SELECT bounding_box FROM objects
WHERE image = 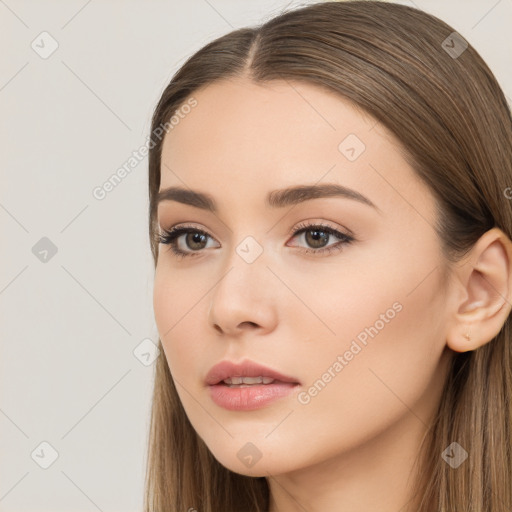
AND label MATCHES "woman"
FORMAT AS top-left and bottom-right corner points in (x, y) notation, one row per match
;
(145, 1), (512, 510)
